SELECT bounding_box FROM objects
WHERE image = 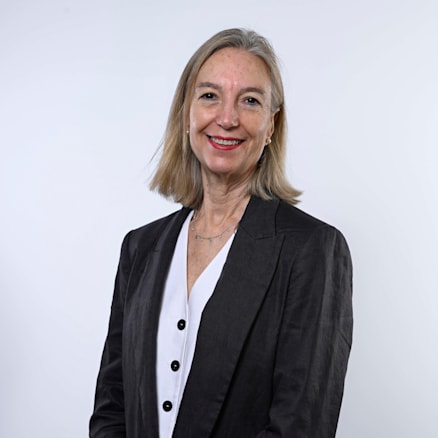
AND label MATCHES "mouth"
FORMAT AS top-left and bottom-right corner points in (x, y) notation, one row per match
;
(207, 135), (244, 150)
